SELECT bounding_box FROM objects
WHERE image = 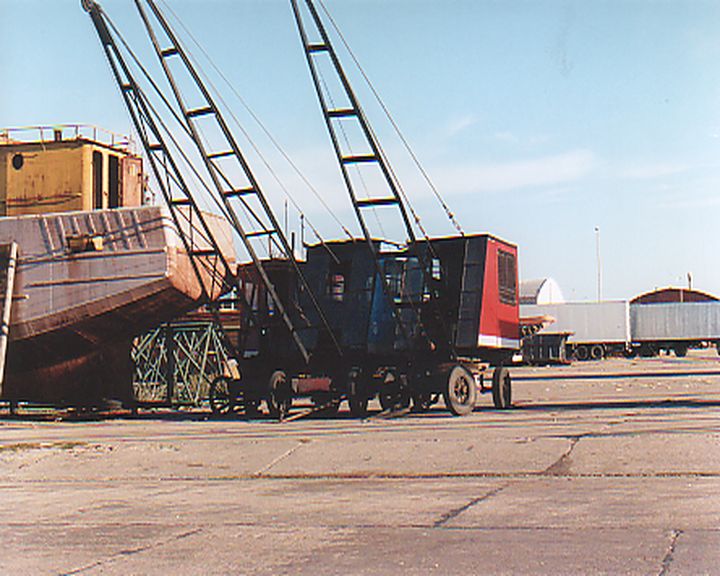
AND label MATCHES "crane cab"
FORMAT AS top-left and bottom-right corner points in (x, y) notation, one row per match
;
(0, 125), (143, 217)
